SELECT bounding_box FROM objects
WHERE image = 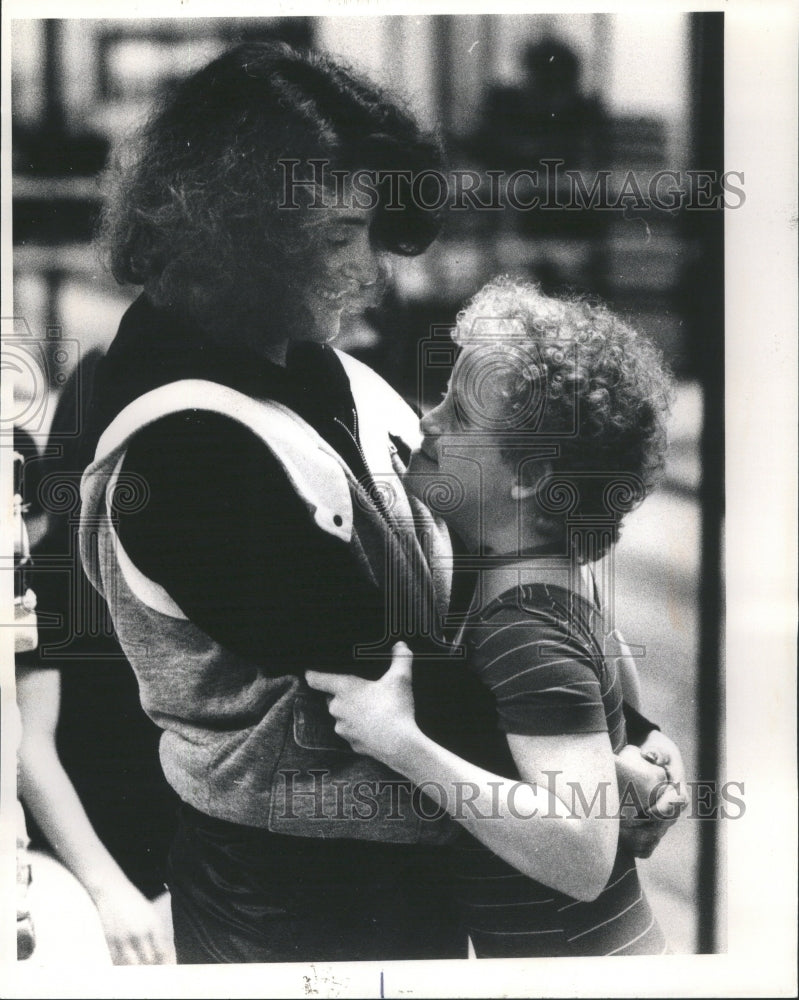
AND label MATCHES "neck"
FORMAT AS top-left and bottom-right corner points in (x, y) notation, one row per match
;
(476, 557), (591, 608)
(200, 313), (291, 368)
(476, 514), (555, 563)
(461, 519), (581, 608)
